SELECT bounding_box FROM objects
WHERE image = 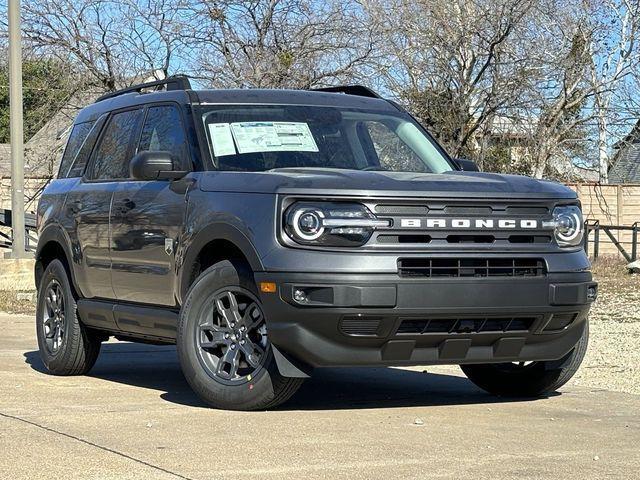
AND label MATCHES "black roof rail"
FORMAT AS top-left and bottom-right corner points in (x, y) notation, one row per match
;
(95, 75), (192, 103)
(311, 85), (382, 99)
